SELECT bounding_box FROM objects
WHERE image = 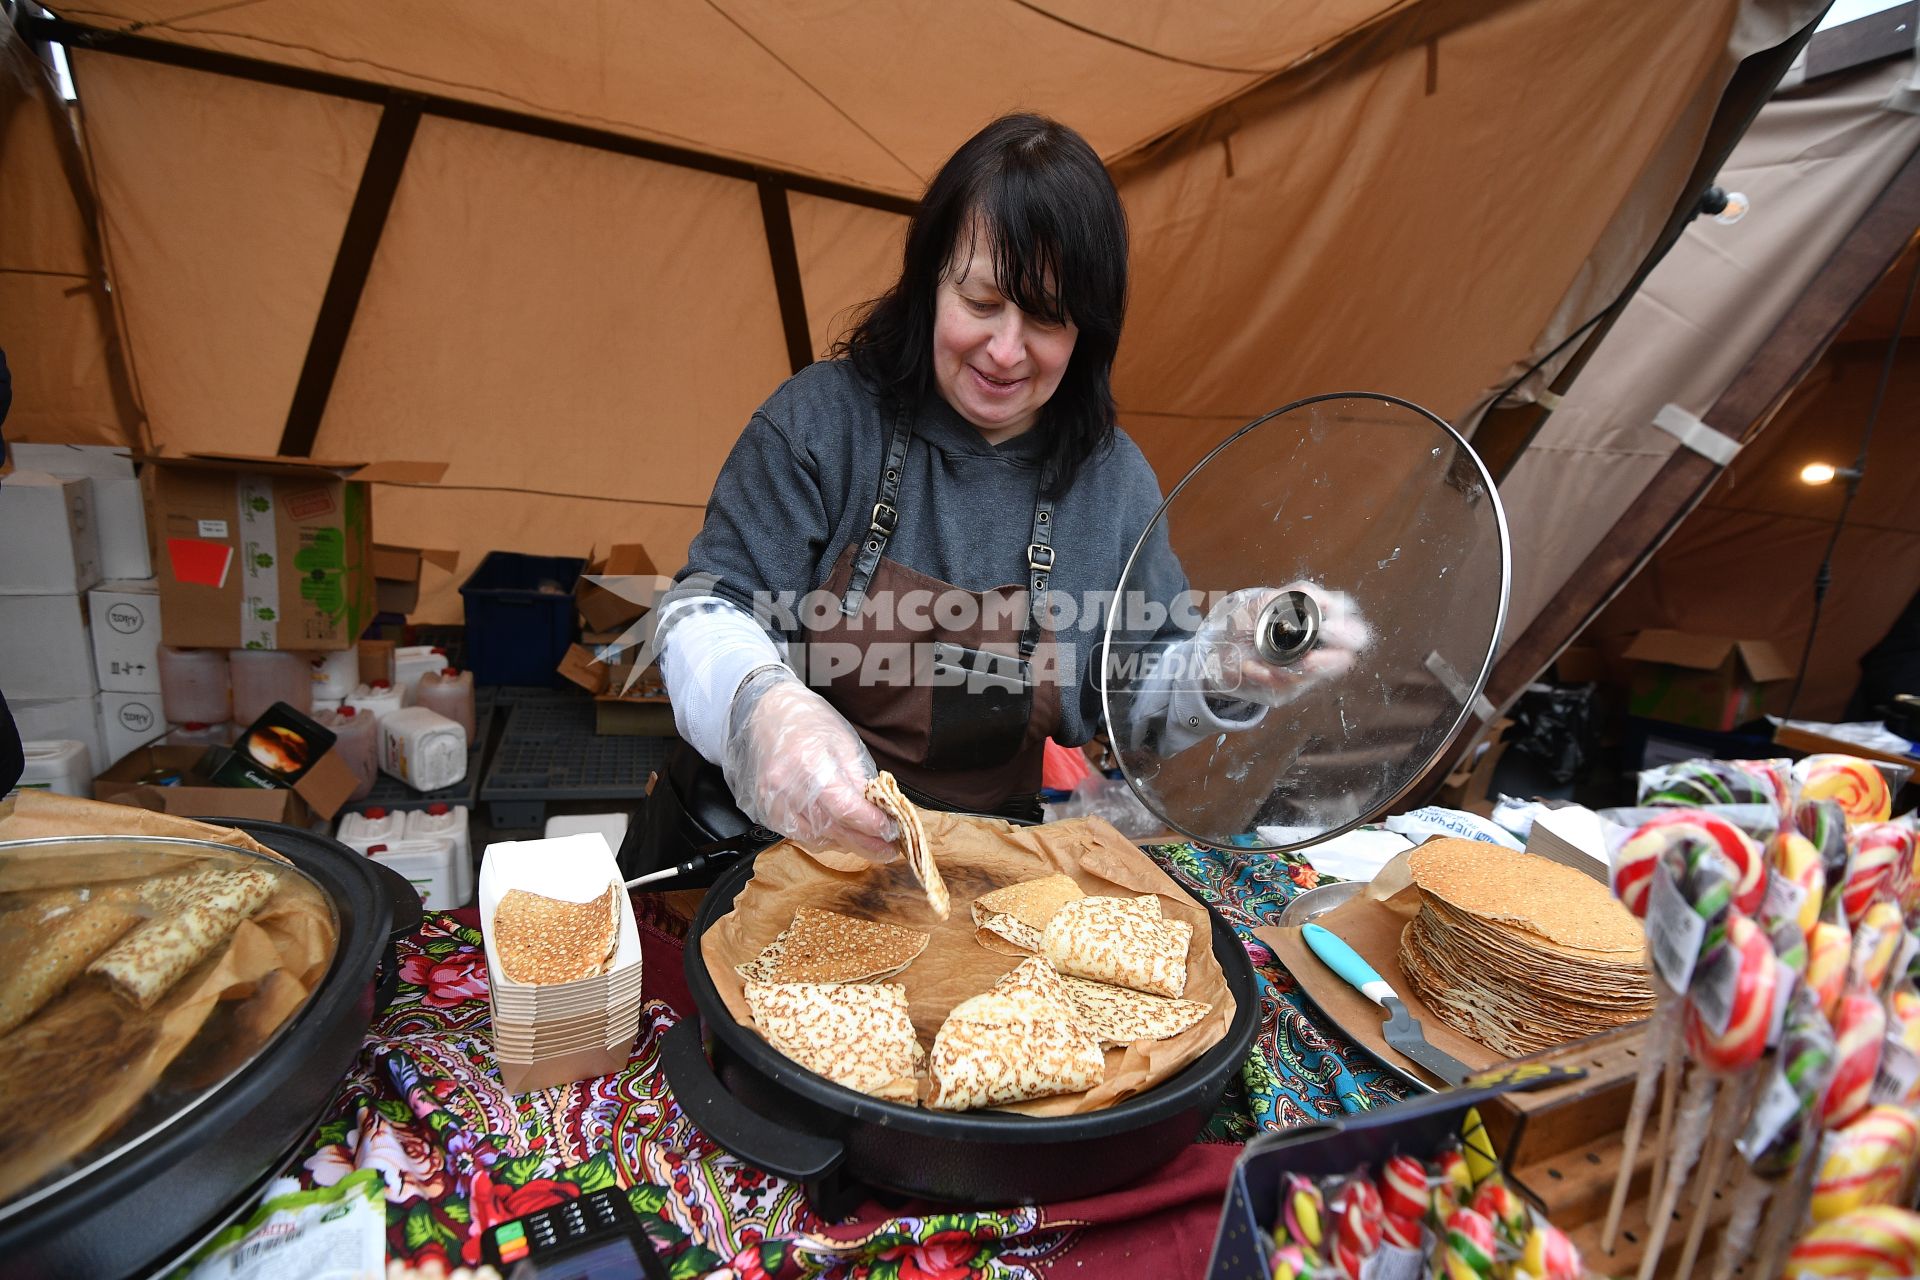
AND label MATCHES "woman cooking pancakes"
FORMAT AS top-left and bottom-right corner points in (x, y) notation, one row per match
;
(650, 113), (1364, 867)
